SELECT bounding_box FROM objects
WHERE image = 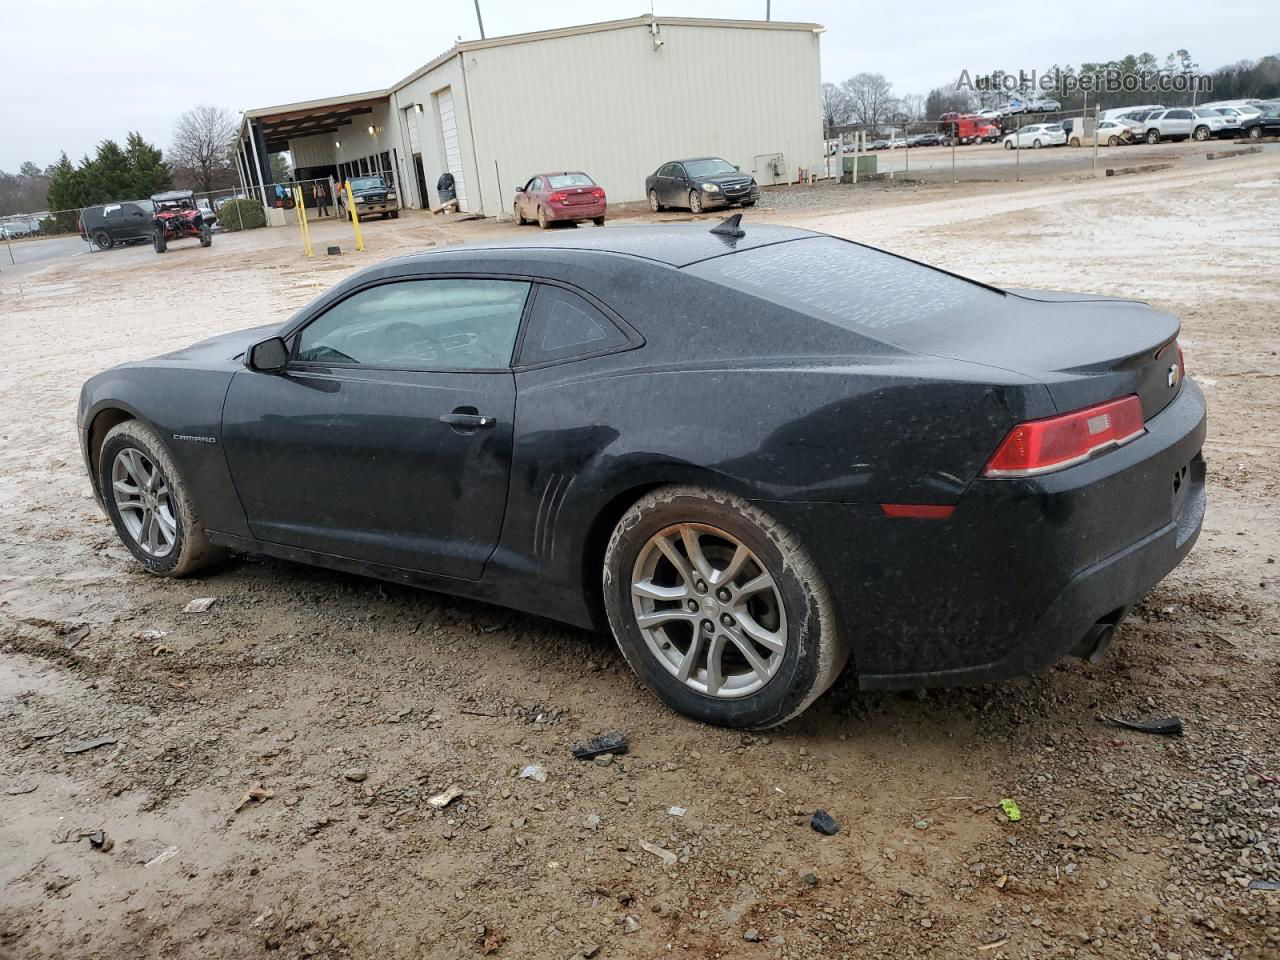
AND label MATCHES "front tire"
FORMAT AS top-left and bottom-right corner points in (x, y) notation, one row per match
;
(1193, 125), (1210, 141)
(1003, 139), (1014, 150)
(1247, 126), (1262, 140)
(689, 190), (703, 214)
(514, 203), (526, 225)
(1108, 136), (1120, 146)
(1146, 129), (1161, 144)
(1033, 139), (1042, 149)
(603, 486), (848, 729)
(98, 420), (225, 577)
